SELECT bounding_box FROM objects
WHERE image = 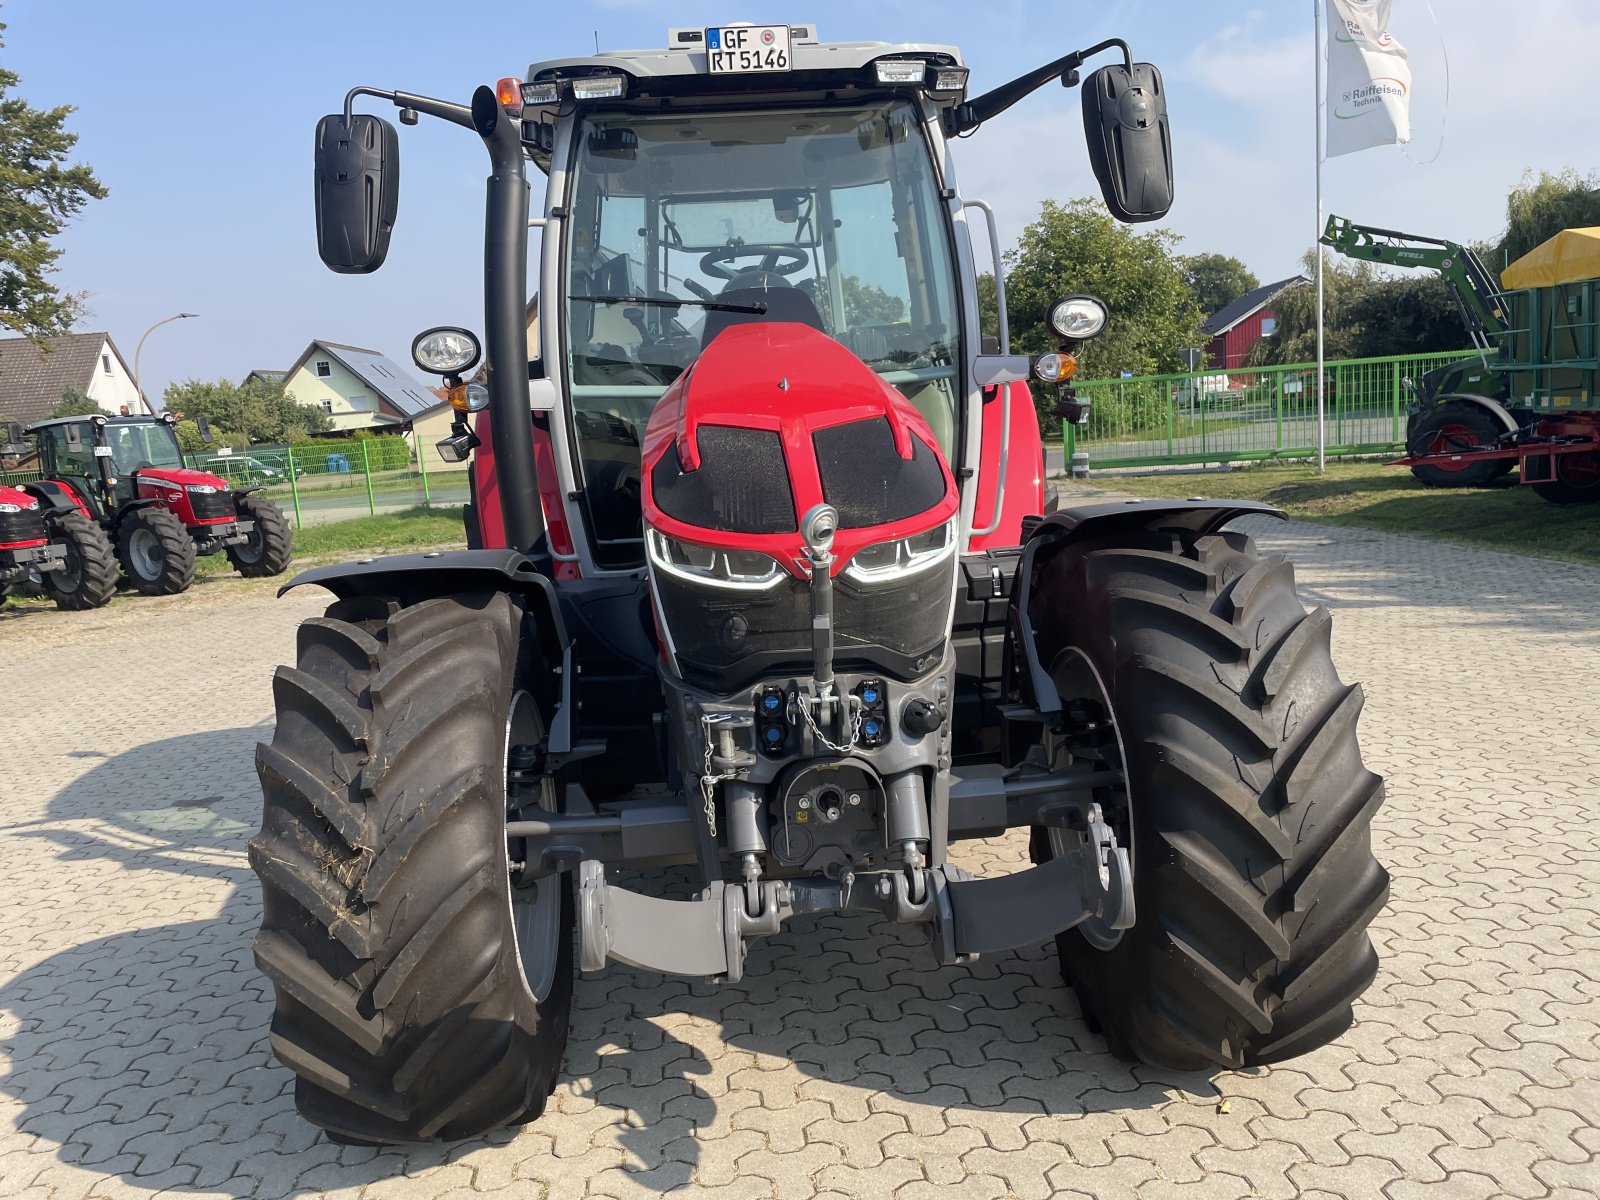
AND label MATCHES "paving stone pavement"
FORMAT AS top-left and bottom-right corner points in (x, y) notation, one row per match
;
(2, 516), (1598, 1199)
